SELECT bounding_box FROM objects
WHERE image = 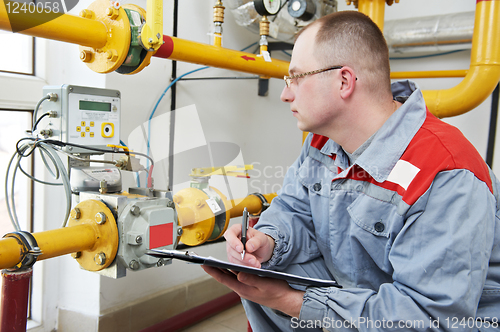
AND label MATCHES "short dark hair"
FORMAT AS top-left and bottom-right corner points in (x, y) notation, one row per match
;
(297, 11), (391, 95)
